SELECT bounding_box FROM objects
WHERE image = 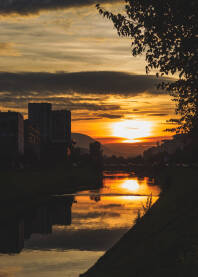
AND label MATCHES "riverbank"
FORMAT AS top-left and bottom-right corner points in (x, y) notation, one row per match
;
(0, 164), (102, 212)
(81, 167), (198, 277)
